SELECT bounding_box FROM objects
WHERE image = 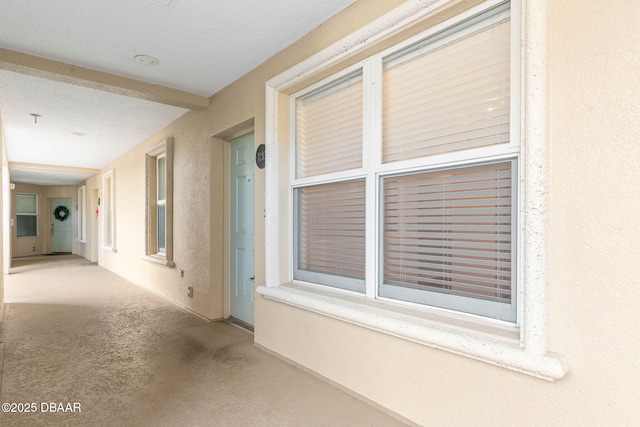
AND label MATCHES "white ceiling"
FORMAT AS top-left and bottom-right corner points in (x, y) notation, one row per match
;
(0, 0), (357, 185)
